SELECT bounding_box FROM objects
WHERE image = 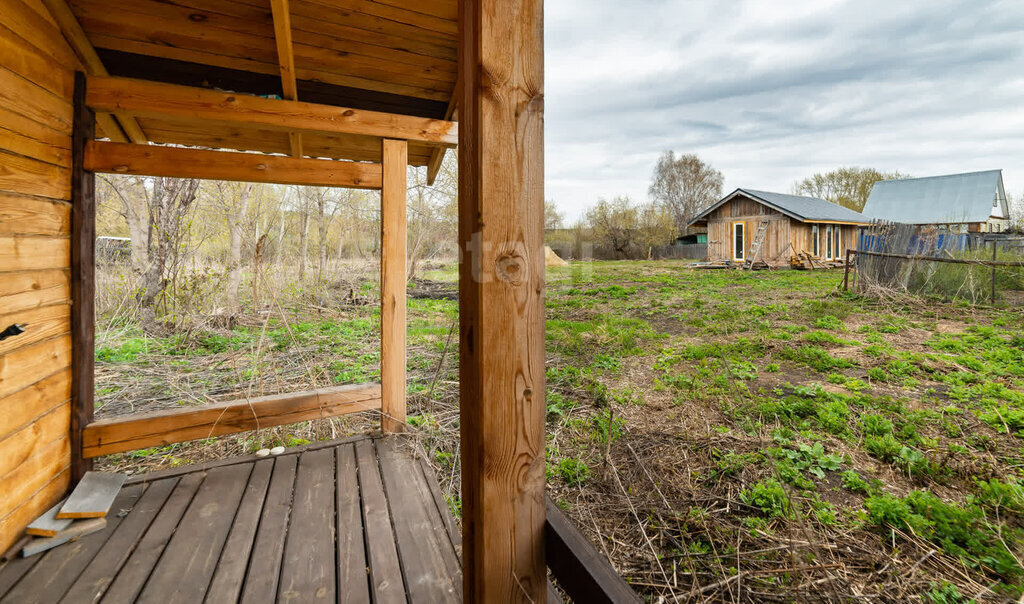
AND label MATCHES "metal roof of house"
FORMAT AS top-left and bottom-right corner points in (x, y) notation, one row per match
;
(689, 188), (871, 225)
(861, 170), (1006, 224)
